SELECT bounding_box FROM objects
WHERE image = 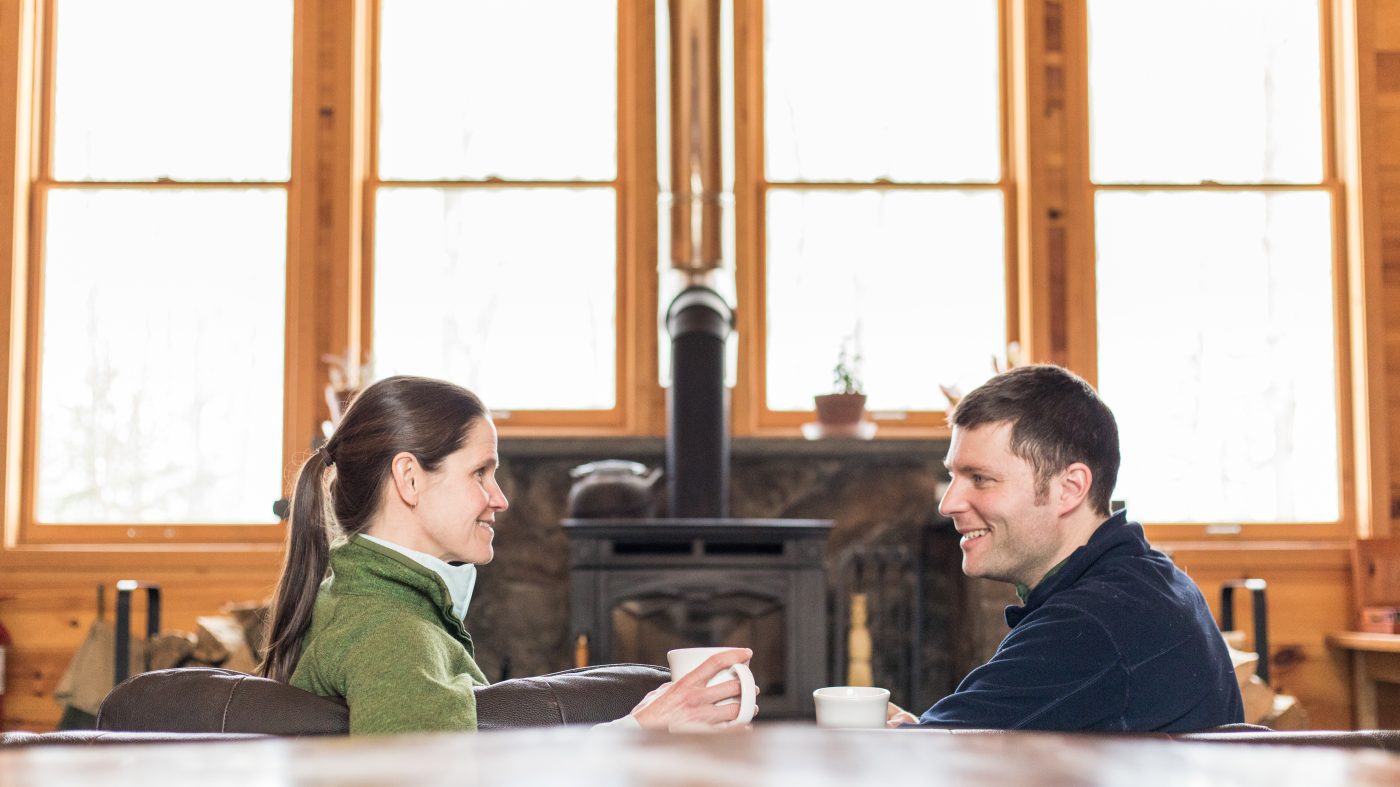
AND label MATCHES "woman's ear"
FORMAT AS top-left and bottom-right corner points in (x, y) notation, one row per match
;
(389, 451), (421, 509)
